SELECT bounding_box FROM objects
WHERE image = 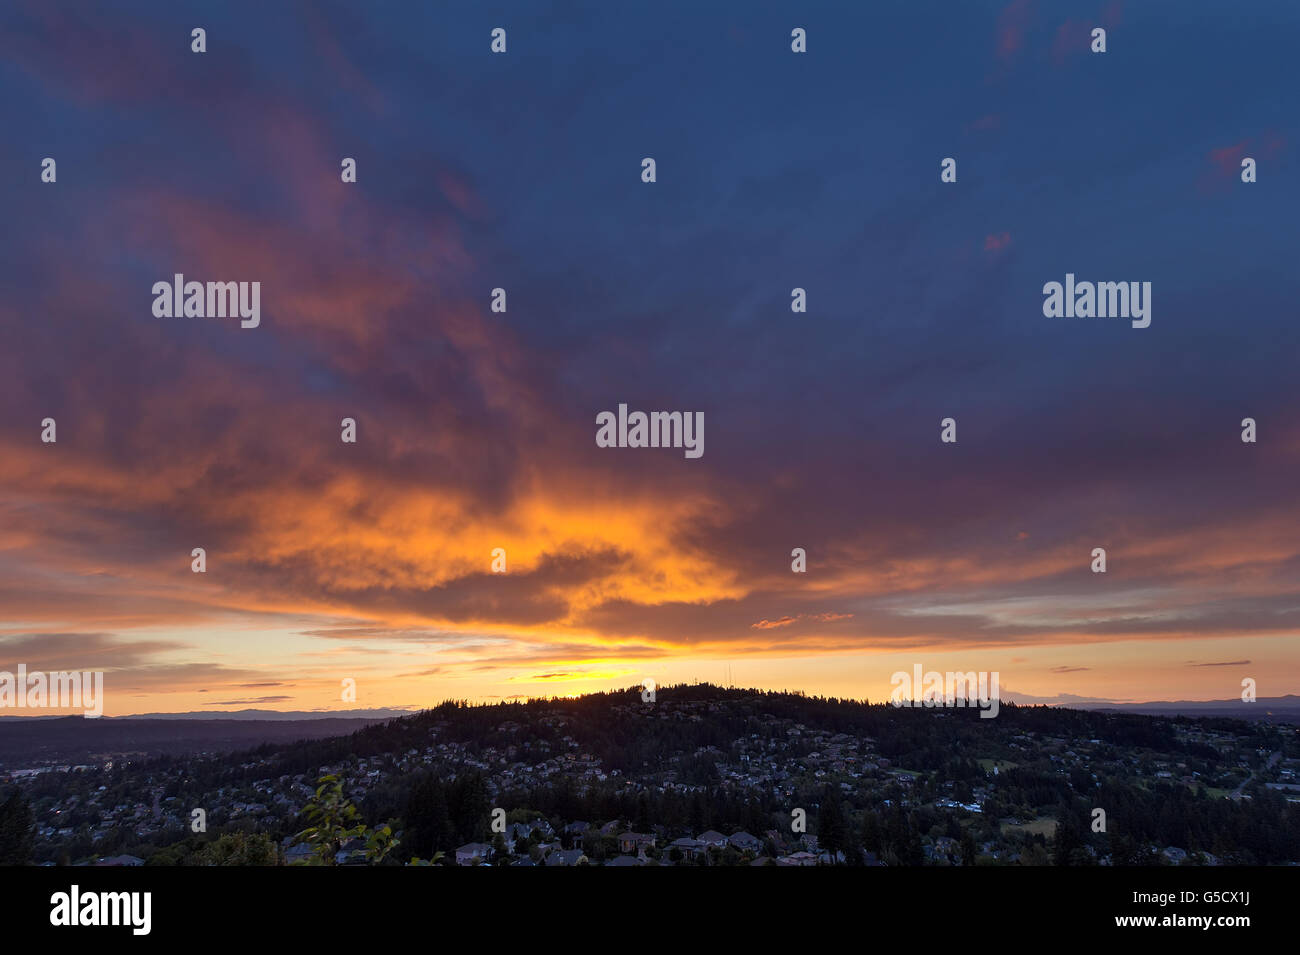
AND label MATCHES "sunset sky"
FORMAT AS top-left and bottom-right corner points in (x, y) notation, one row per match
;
(1, 1), (1298, 716)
